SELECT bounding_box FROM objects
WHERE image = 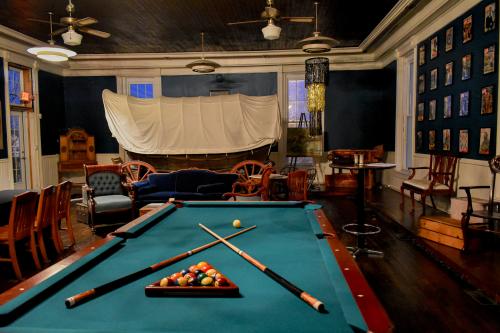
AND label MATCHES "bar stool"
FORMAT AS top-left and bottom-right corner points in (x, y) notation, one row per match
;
(342, 223), (382, 258)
